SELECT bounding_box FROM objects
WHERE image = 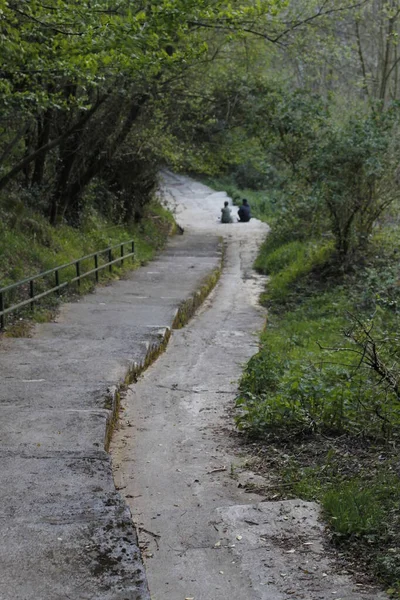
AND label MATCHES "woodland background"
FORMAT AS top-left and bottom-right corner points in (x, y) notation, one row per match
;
(3, 0), (400, 593)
